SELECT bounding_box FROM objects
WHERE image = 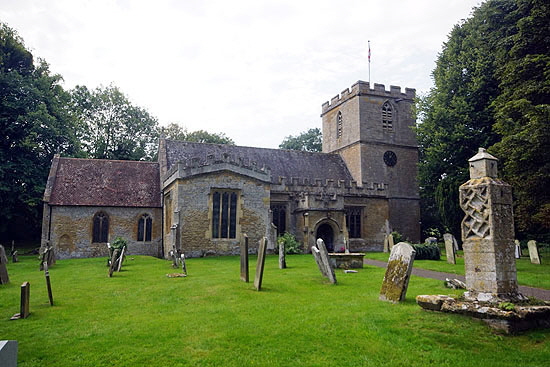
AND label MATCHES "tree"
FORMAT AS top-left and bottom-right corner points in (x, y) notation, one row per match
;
(160, 123), (235, 145)
(70, 84), (159, 161)
(417, 0), (550, 240)
(0, 23), (81, 241)
(279, 128), (322, 152)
